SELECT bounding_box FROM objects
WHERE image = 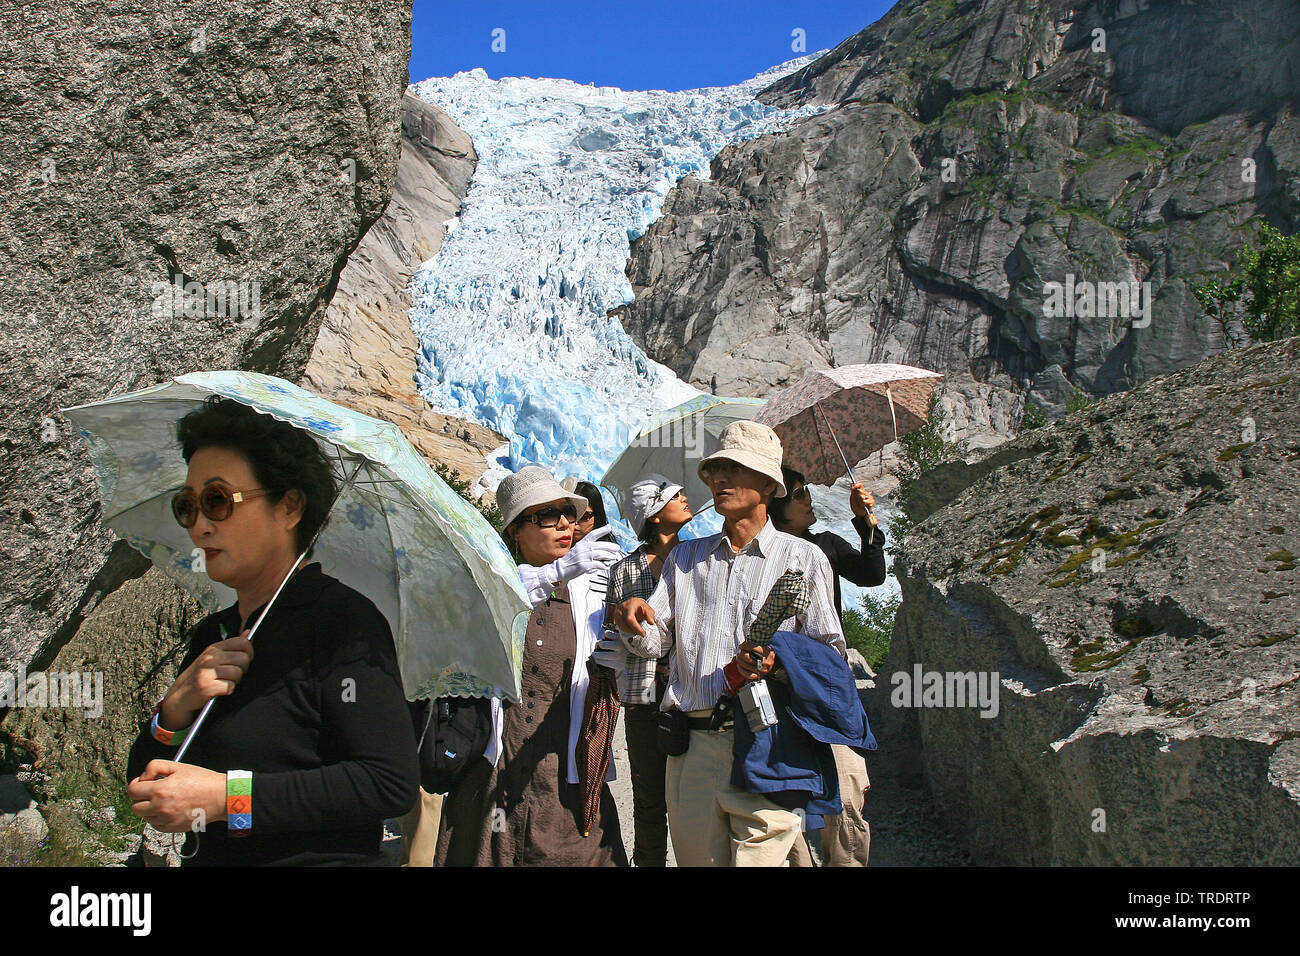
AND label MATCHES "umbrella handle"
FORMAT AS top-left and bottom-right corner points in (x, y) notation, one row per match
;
(172, 547), (311, 762)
